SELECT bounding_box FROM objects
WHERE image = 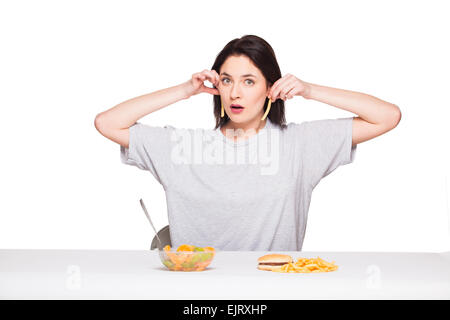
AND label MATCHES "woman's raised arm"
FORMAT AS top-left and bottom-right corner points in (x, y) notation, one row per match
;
(94, 69), (219, 148)
(94, 82), (190, 148)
